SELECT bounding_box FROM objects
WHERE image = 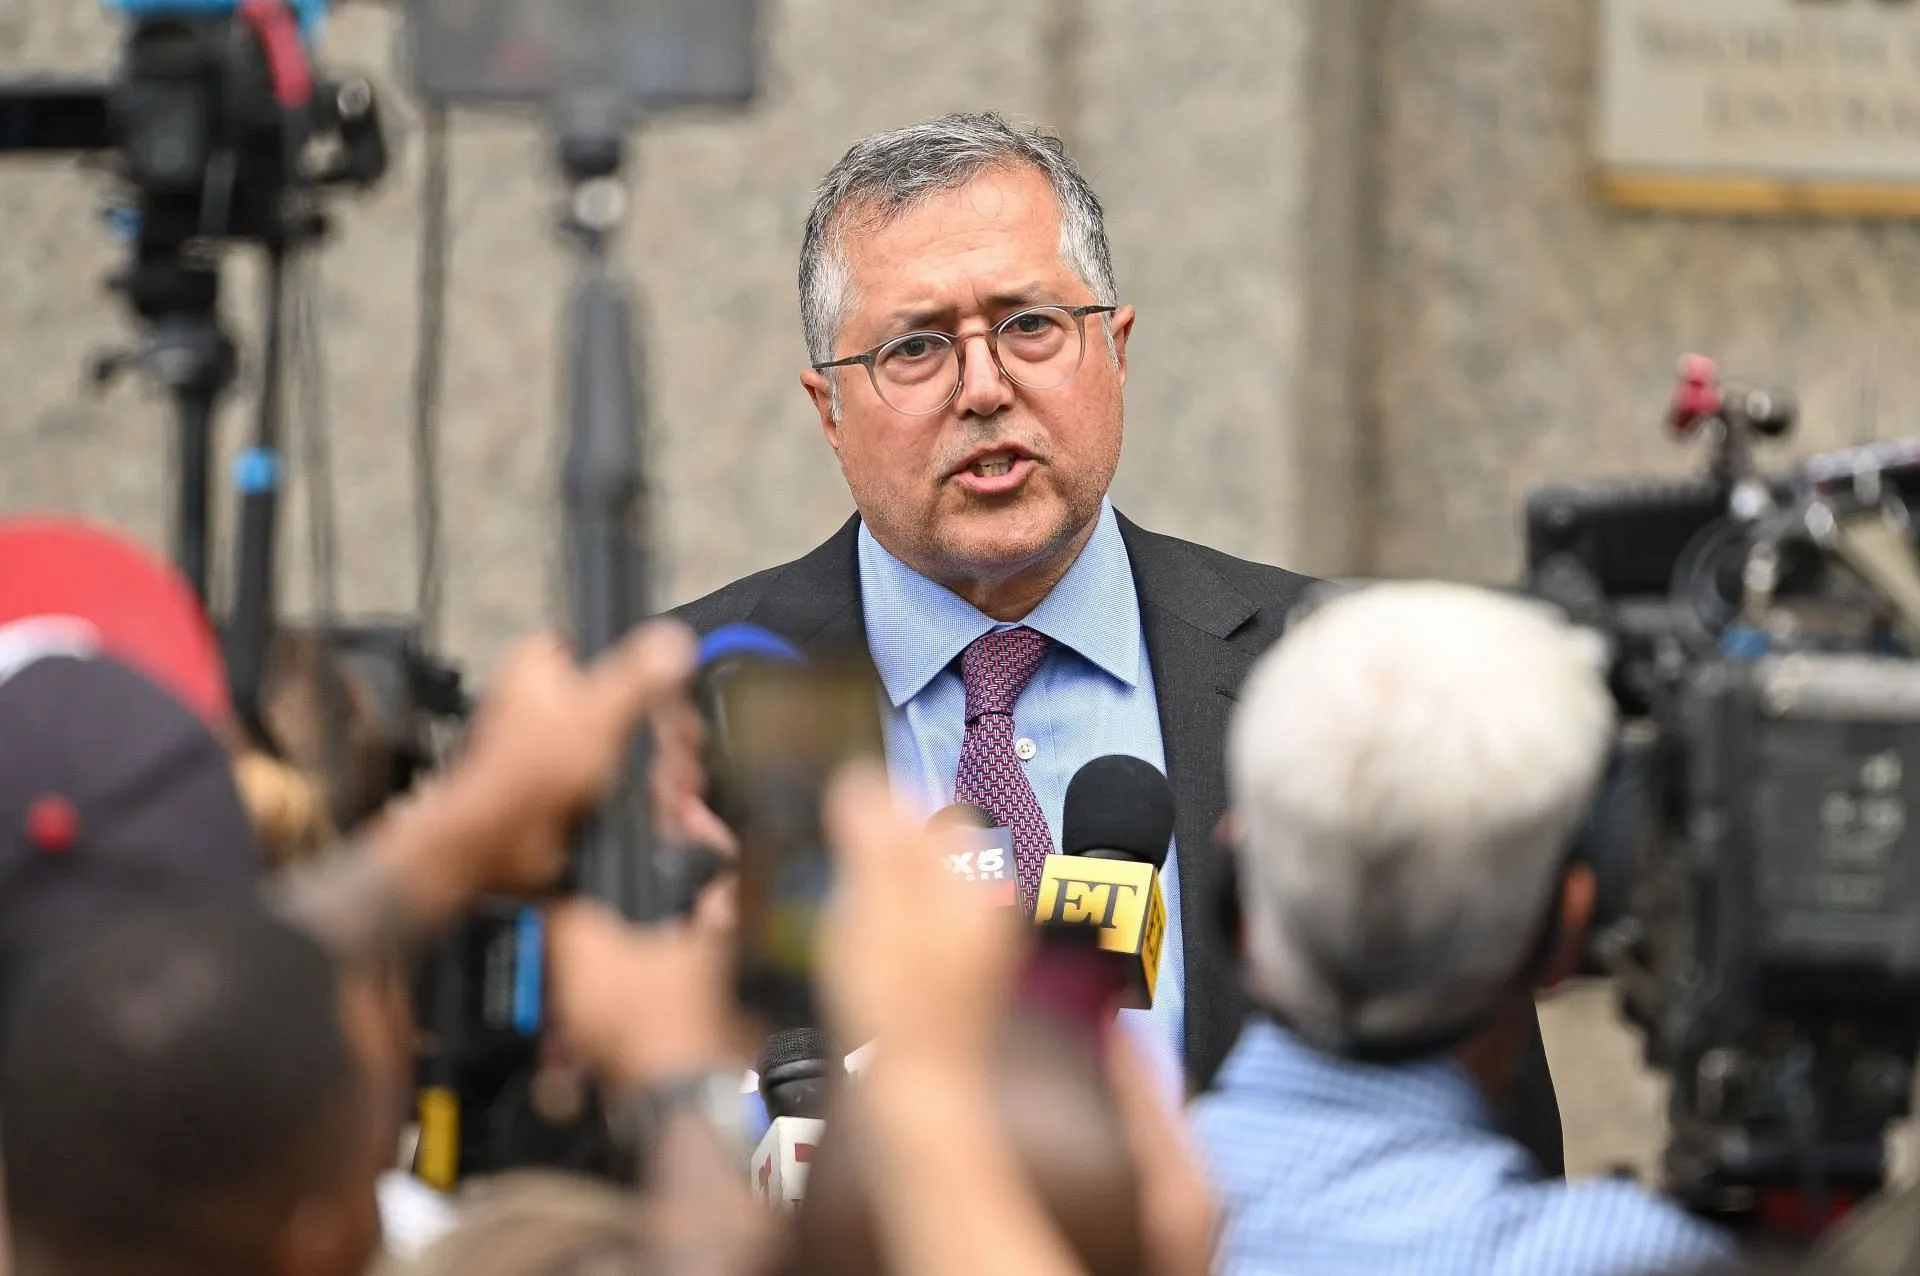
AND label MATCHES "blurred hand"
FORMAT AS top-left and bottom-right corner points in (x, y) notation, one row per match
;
(648, 683), (739, 858)
(818, 764), (1025, 1064)
(451, 621), (698, 897)
(1106, 1031), (1219, 1276)
(689, 871), (738, 942)
(545, 899), (735, 1088)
